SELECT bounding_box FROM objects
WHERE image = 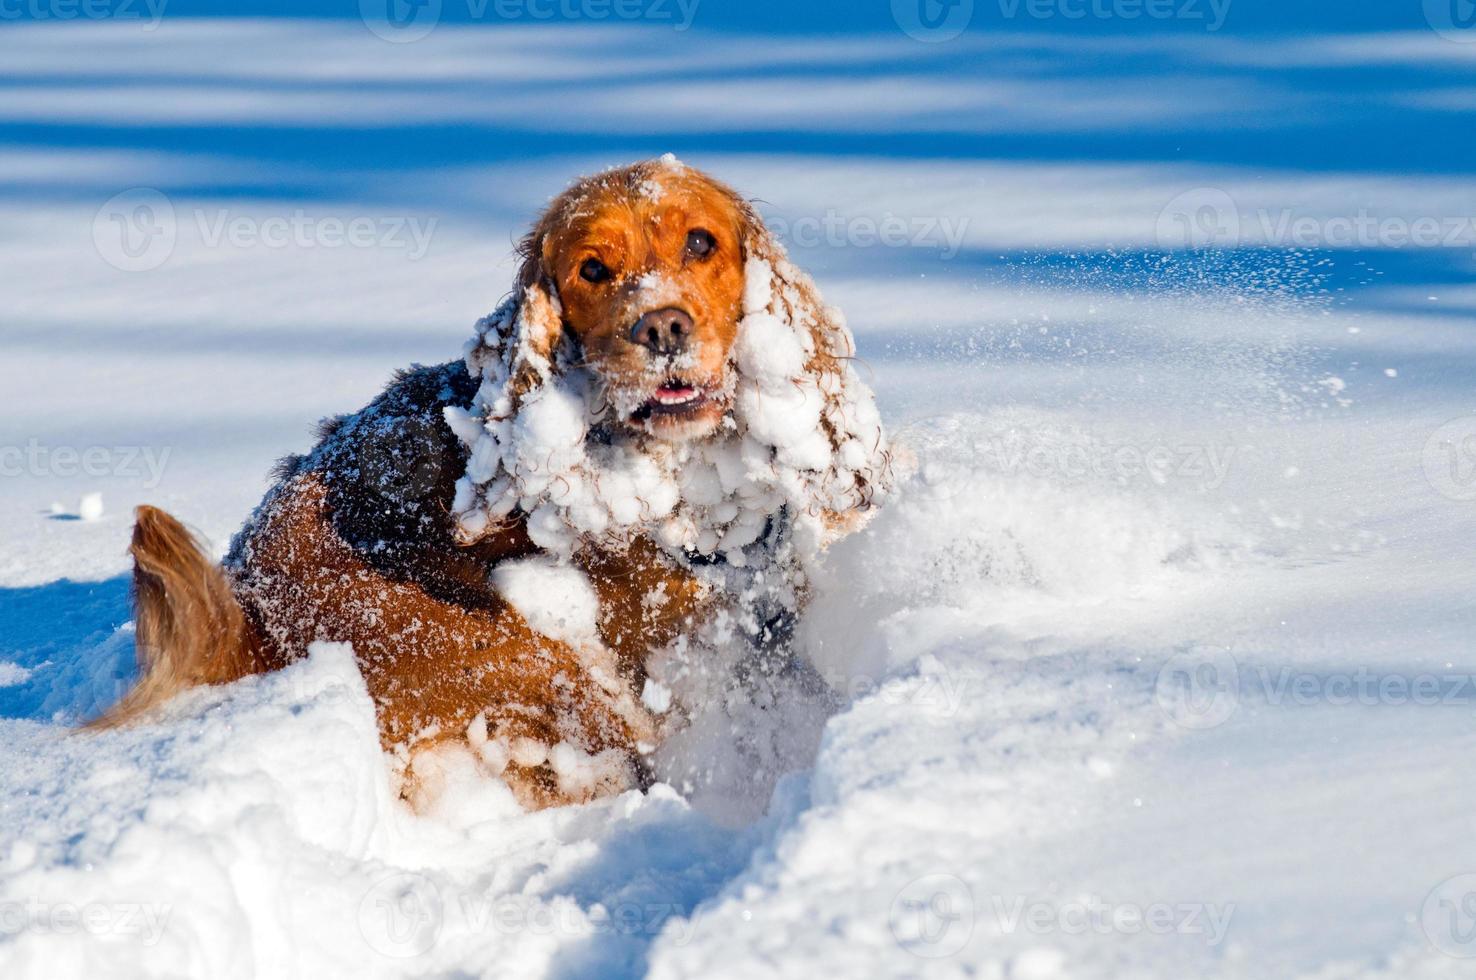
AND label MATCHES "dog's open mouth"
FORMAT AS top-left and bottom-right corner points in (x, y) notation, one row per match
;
(636, 378), (708, 418)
